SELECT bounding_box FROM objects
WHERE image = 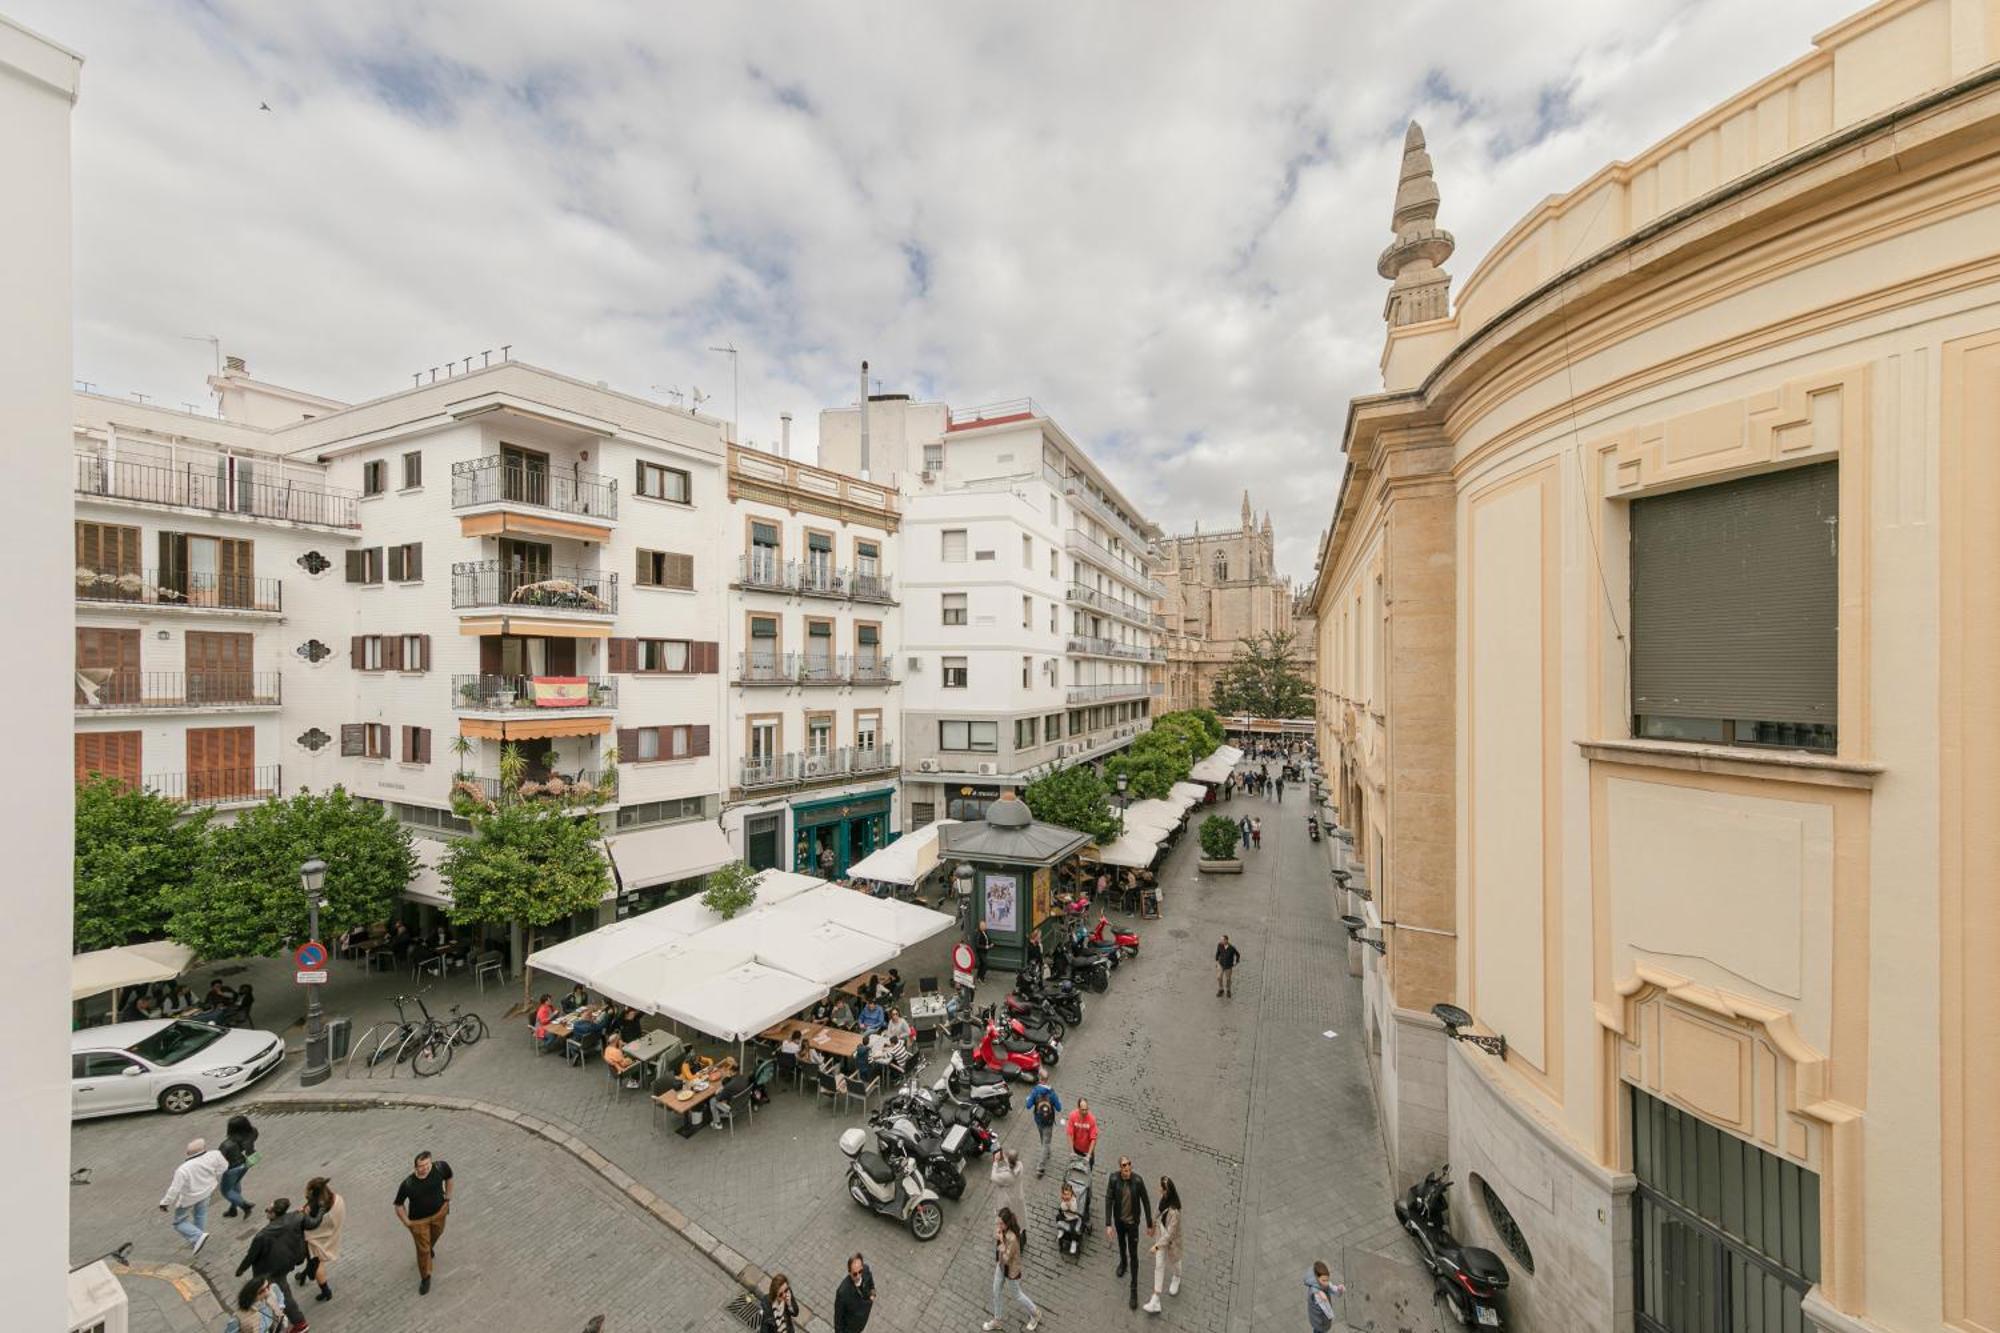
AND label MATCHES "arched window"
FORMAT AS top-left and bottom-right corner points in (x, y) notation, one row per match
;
(1212, 551), (1228, 582)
